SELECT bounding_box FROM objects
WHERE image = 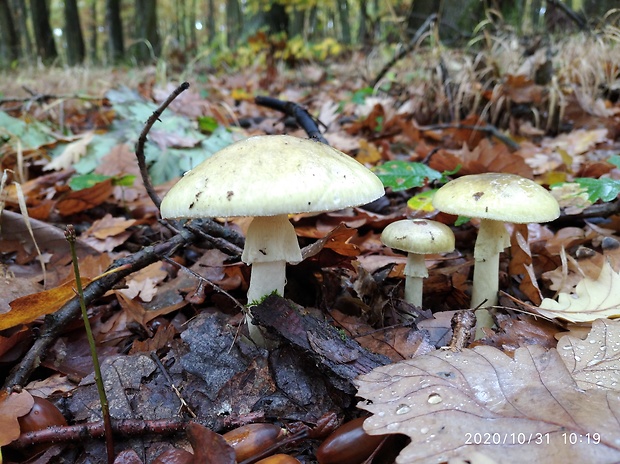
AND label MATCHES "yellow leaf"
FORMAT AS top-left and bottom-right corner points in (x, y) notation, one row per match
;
(0, 278), (91, 331)
(537, 260), (620, 322)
